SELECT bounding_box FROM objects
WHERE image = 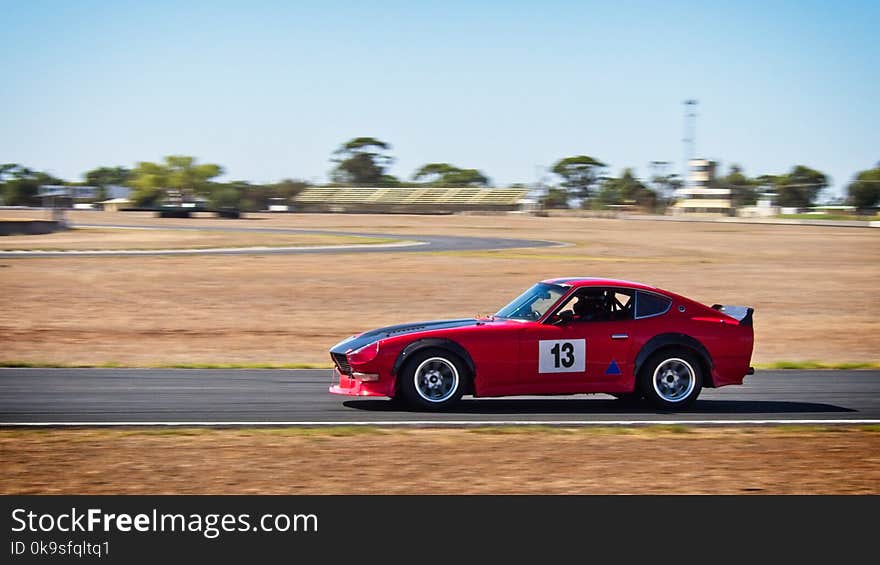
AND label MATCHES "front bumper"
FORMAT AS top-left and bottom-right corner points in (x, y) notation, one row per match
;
(328, 368), (394, 397)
